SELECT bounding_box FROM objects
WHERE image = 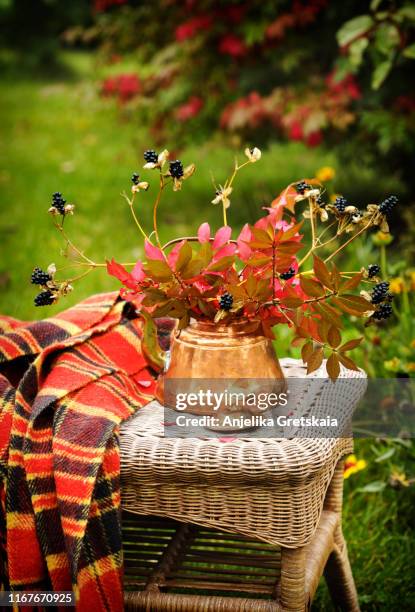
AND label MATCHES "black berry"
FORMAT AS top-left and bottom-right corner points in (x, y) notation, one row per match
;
(34, 290), (55, 307)
(379, 195), (398, 215)
(144, 149), (158, 164)
(169, 160), (184, 179)
(131, 172), (140, 185)
(219, 292), (233, 311)
(334, 196), (347, 213)
(52, 192), (66, 215)
(280, 267), (296, 280)
(295, 181), (310, 194)
(371, 281), (390, 304)
(372, 303), (393, 320)
(367, 264), (380, 279)
(31, 267), (51, 286)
